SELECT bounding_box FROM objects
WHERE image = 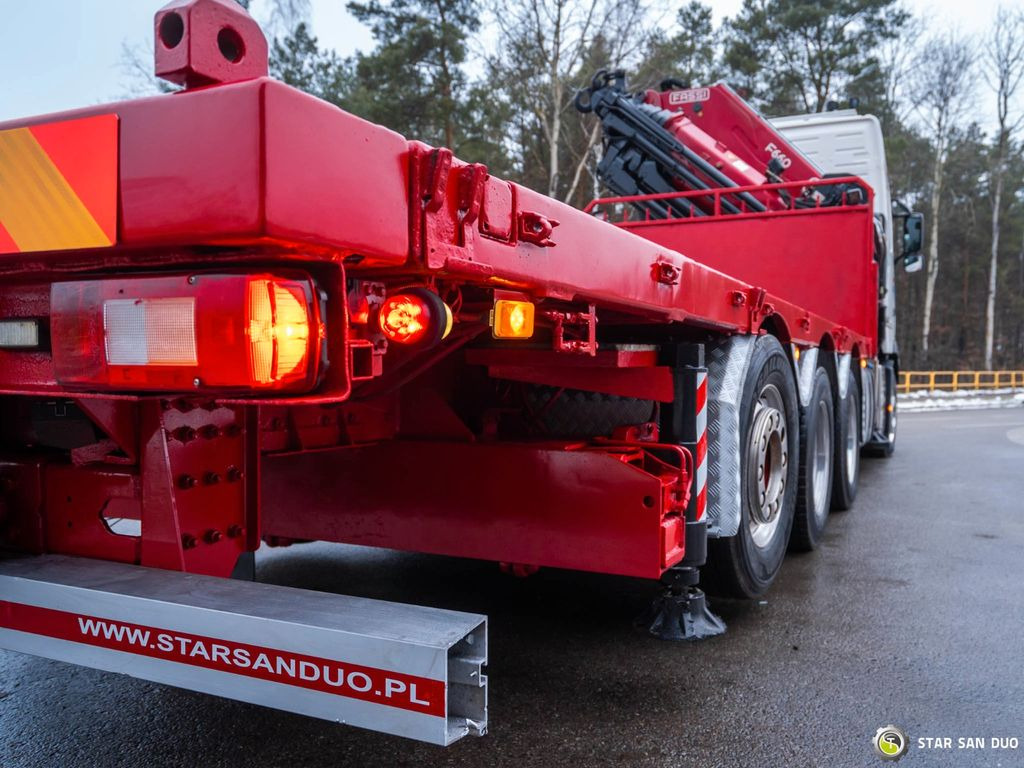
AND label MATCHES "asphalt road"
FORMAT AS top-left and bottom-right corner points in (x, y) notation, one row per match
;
(2, 407), (1024, 767)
